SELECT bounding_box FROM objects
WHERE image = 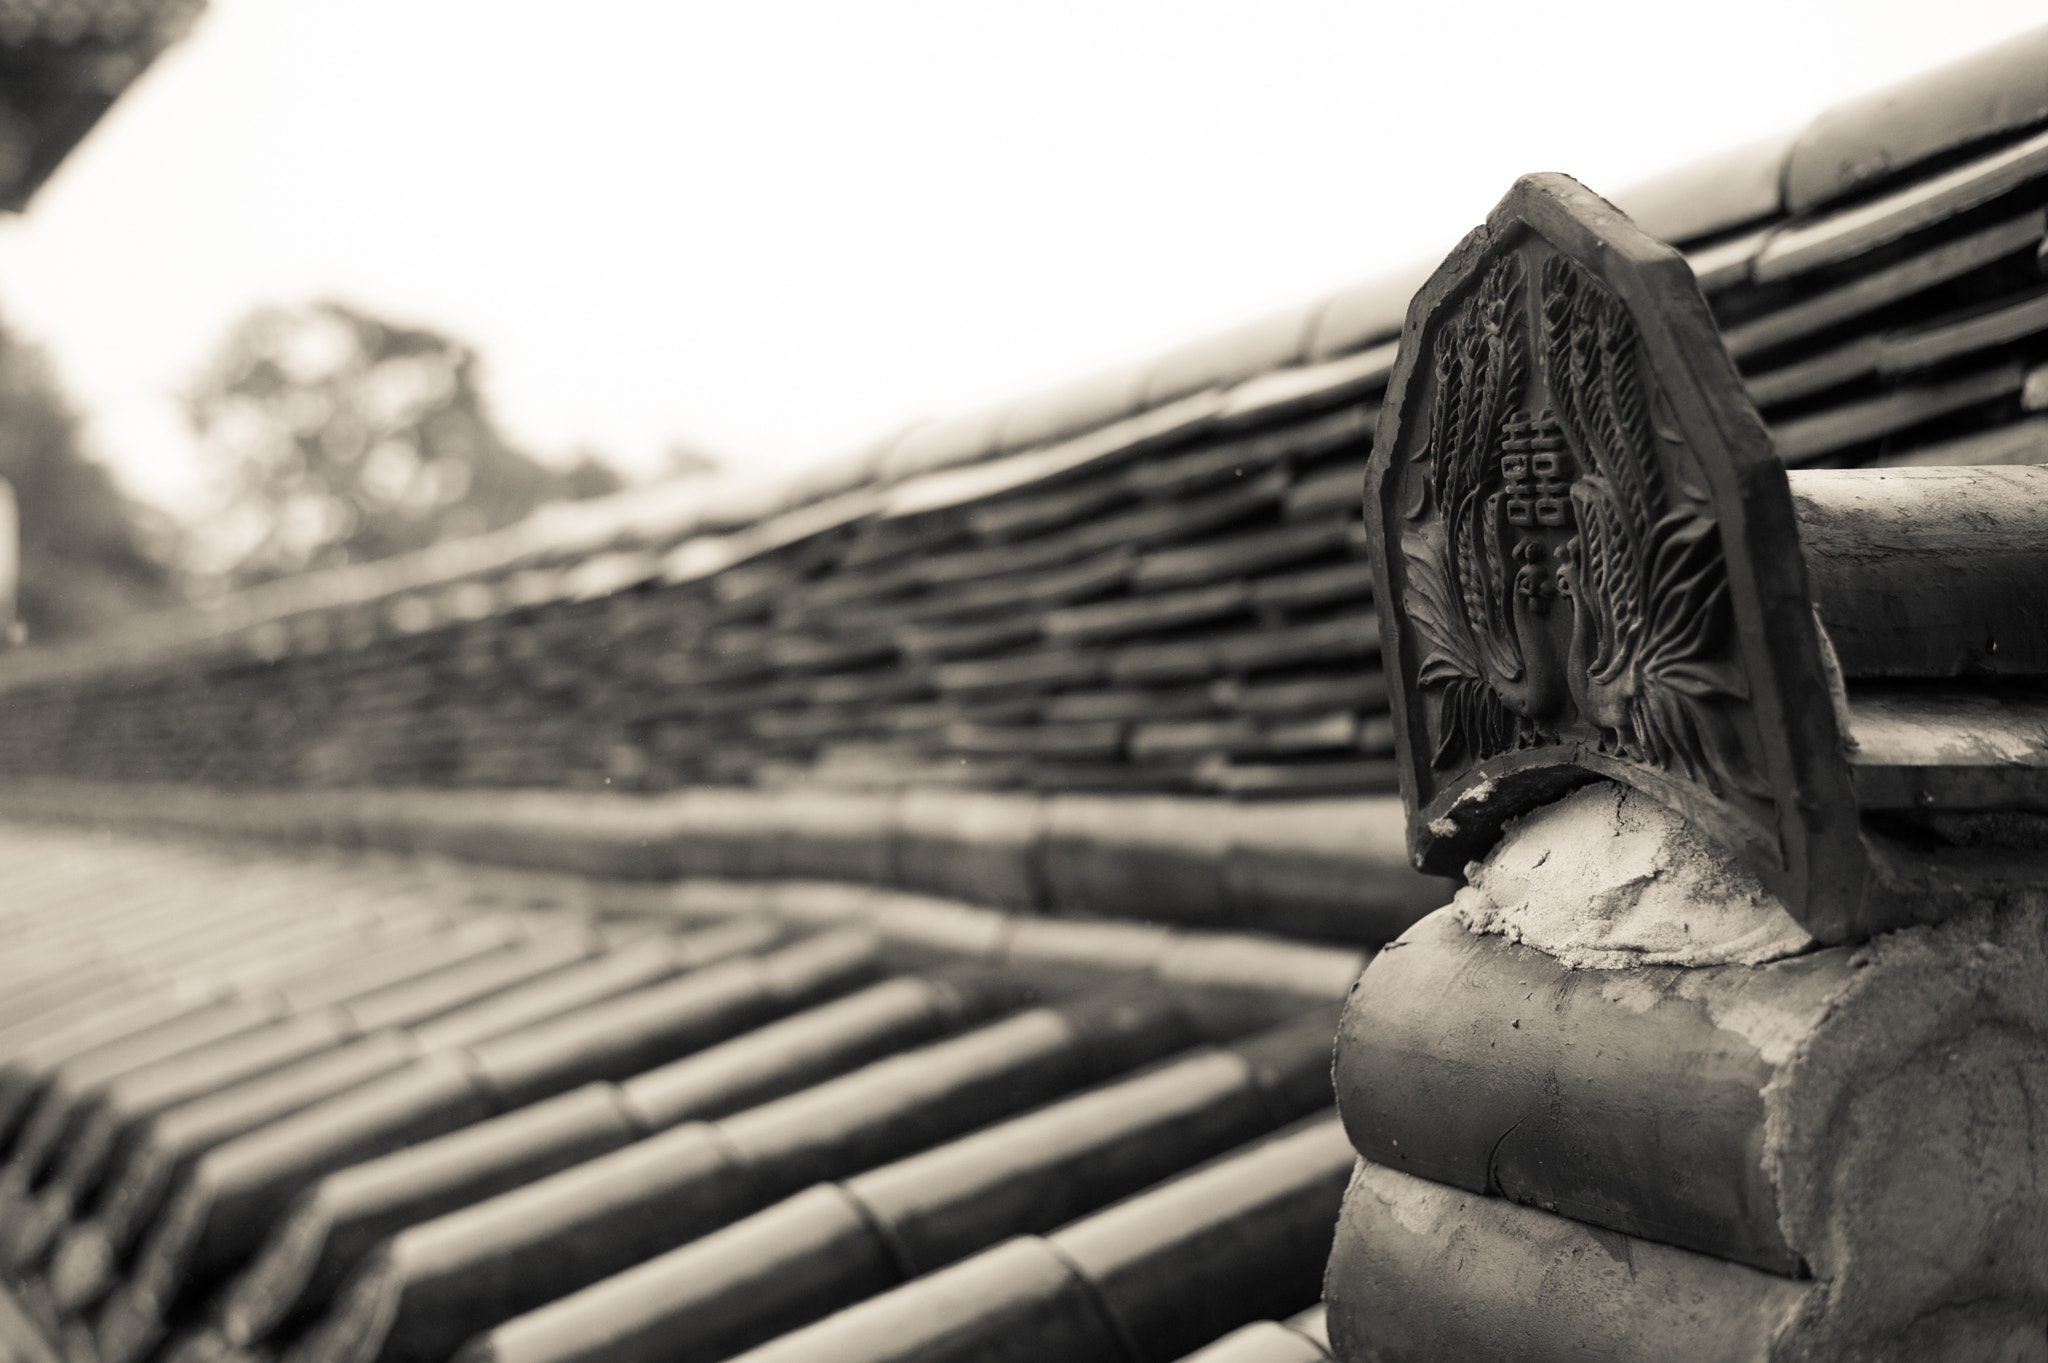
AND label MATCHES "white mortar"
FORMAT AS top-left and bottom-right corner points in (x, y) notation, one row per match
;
(1451, 780), (1814, 968)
